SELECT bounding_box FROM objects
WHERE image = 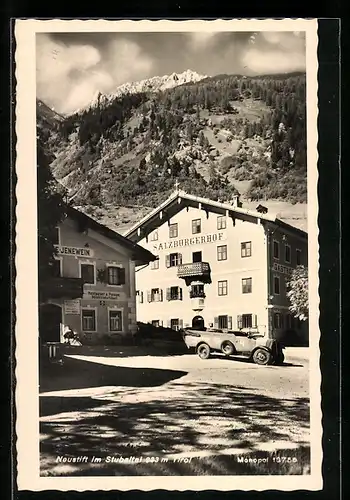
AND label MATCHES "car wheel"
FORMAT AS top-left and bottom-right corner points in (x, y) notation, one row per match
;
(252, 348), (272, 365)
(221, 341), (234, 356)
(197, 343), (211, 359)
